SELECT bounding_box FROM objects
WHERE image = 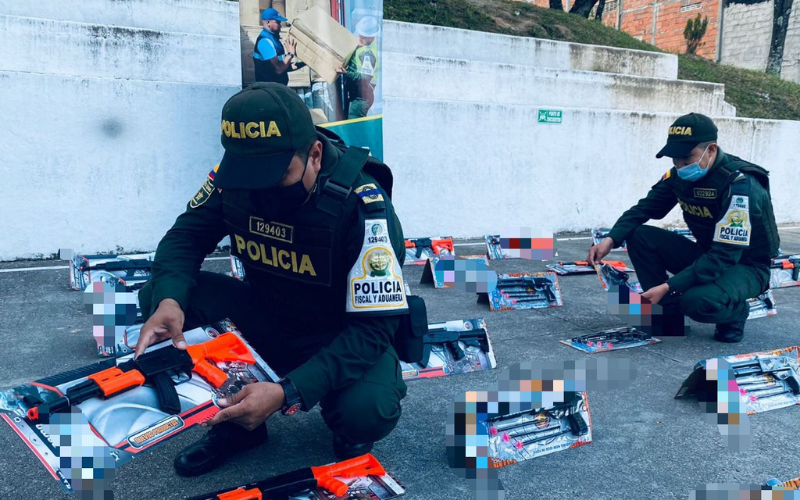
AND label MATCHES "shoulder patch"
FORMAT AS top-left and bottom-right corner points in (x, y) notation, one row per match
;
(346, 218), (407, 315)
(354, 183), (384, 205)
(661, 170), (672, 181)
(189, 165), (219, 209)
(713, 195), (751, 246)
